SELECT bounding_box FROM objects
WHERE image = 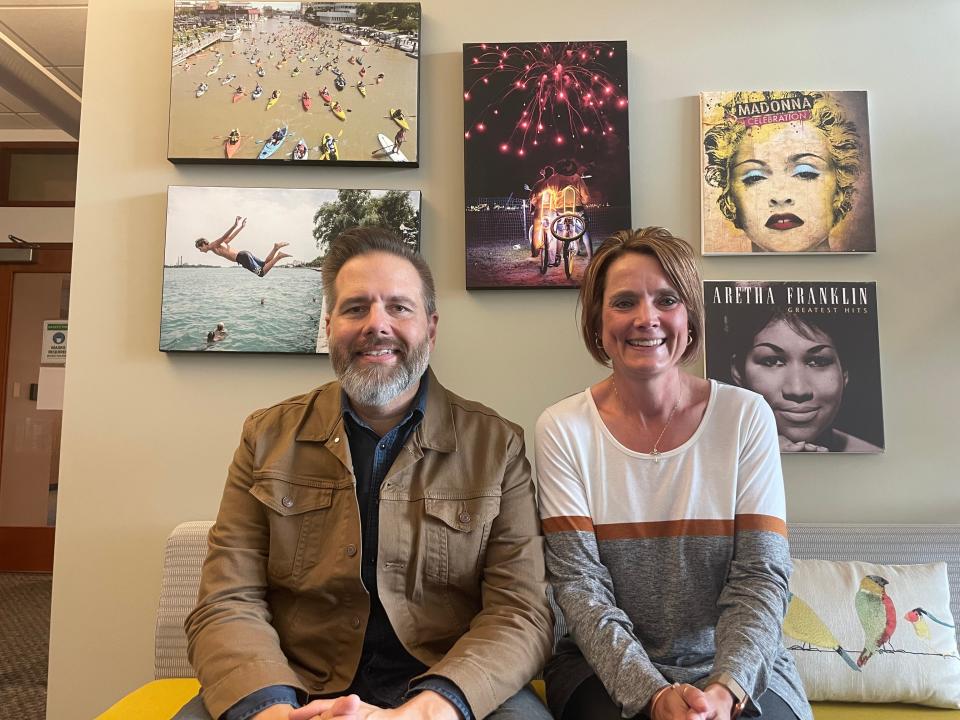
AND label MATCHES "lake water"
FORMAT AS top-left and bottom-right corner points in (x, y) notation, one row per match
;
(160, 267), (325, 353)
